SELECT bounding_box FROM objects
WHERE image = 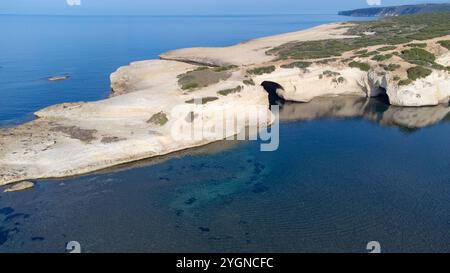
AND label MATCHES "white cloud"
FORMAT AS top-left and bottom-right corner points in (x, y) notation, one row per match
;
(66, 0), (81, 6)
(367, 0), (382, 6)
